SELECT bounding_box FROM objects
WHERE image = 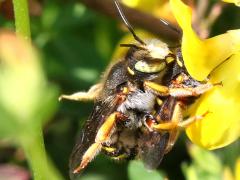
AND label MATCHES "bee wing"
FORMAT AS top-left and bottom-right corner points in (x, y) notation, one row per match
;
(138, 131), (169, 170)
(69, 95), (118, 176)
